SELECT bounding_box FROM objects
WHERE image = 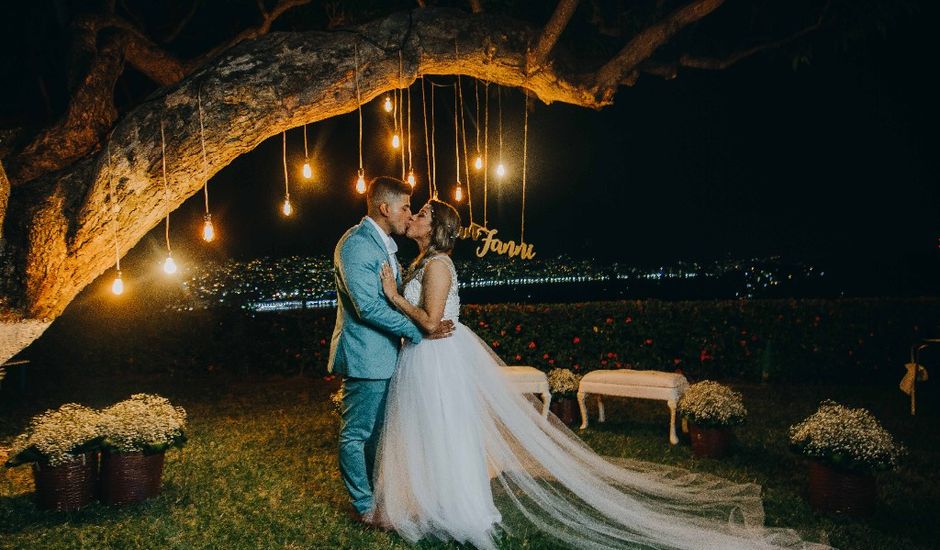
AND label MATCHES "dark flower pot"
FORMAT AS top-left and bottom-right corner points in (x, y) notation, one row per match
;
(100, 450), (165, 505)
(32, 451), (99, 511)
(689, 423), (732, 458)
(550, 397), (576, 425)
(807, 460), (876, 517)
